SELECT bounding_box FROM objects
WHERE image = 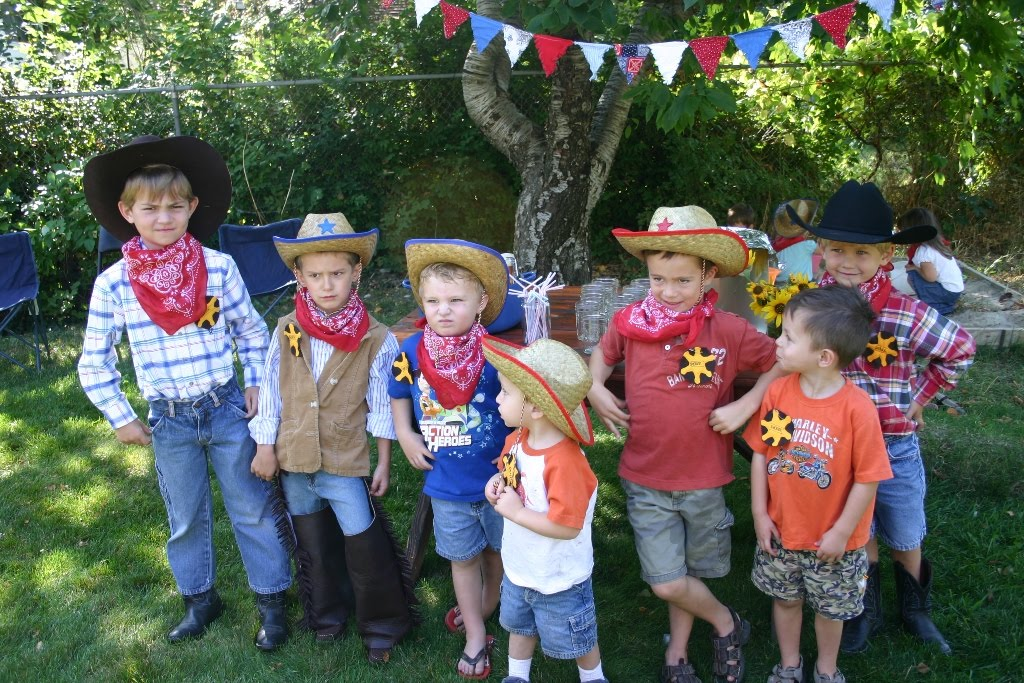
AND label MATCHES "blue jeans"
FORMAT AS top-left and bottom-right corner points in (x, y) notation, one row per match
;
(430, 497), (503, 562)
(871, 433), (927, 551)
(500, 575), (599, 659)
(280, 470), (373, 535)
(907, 269), (961, 316)
(148, 381), (291, 596)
